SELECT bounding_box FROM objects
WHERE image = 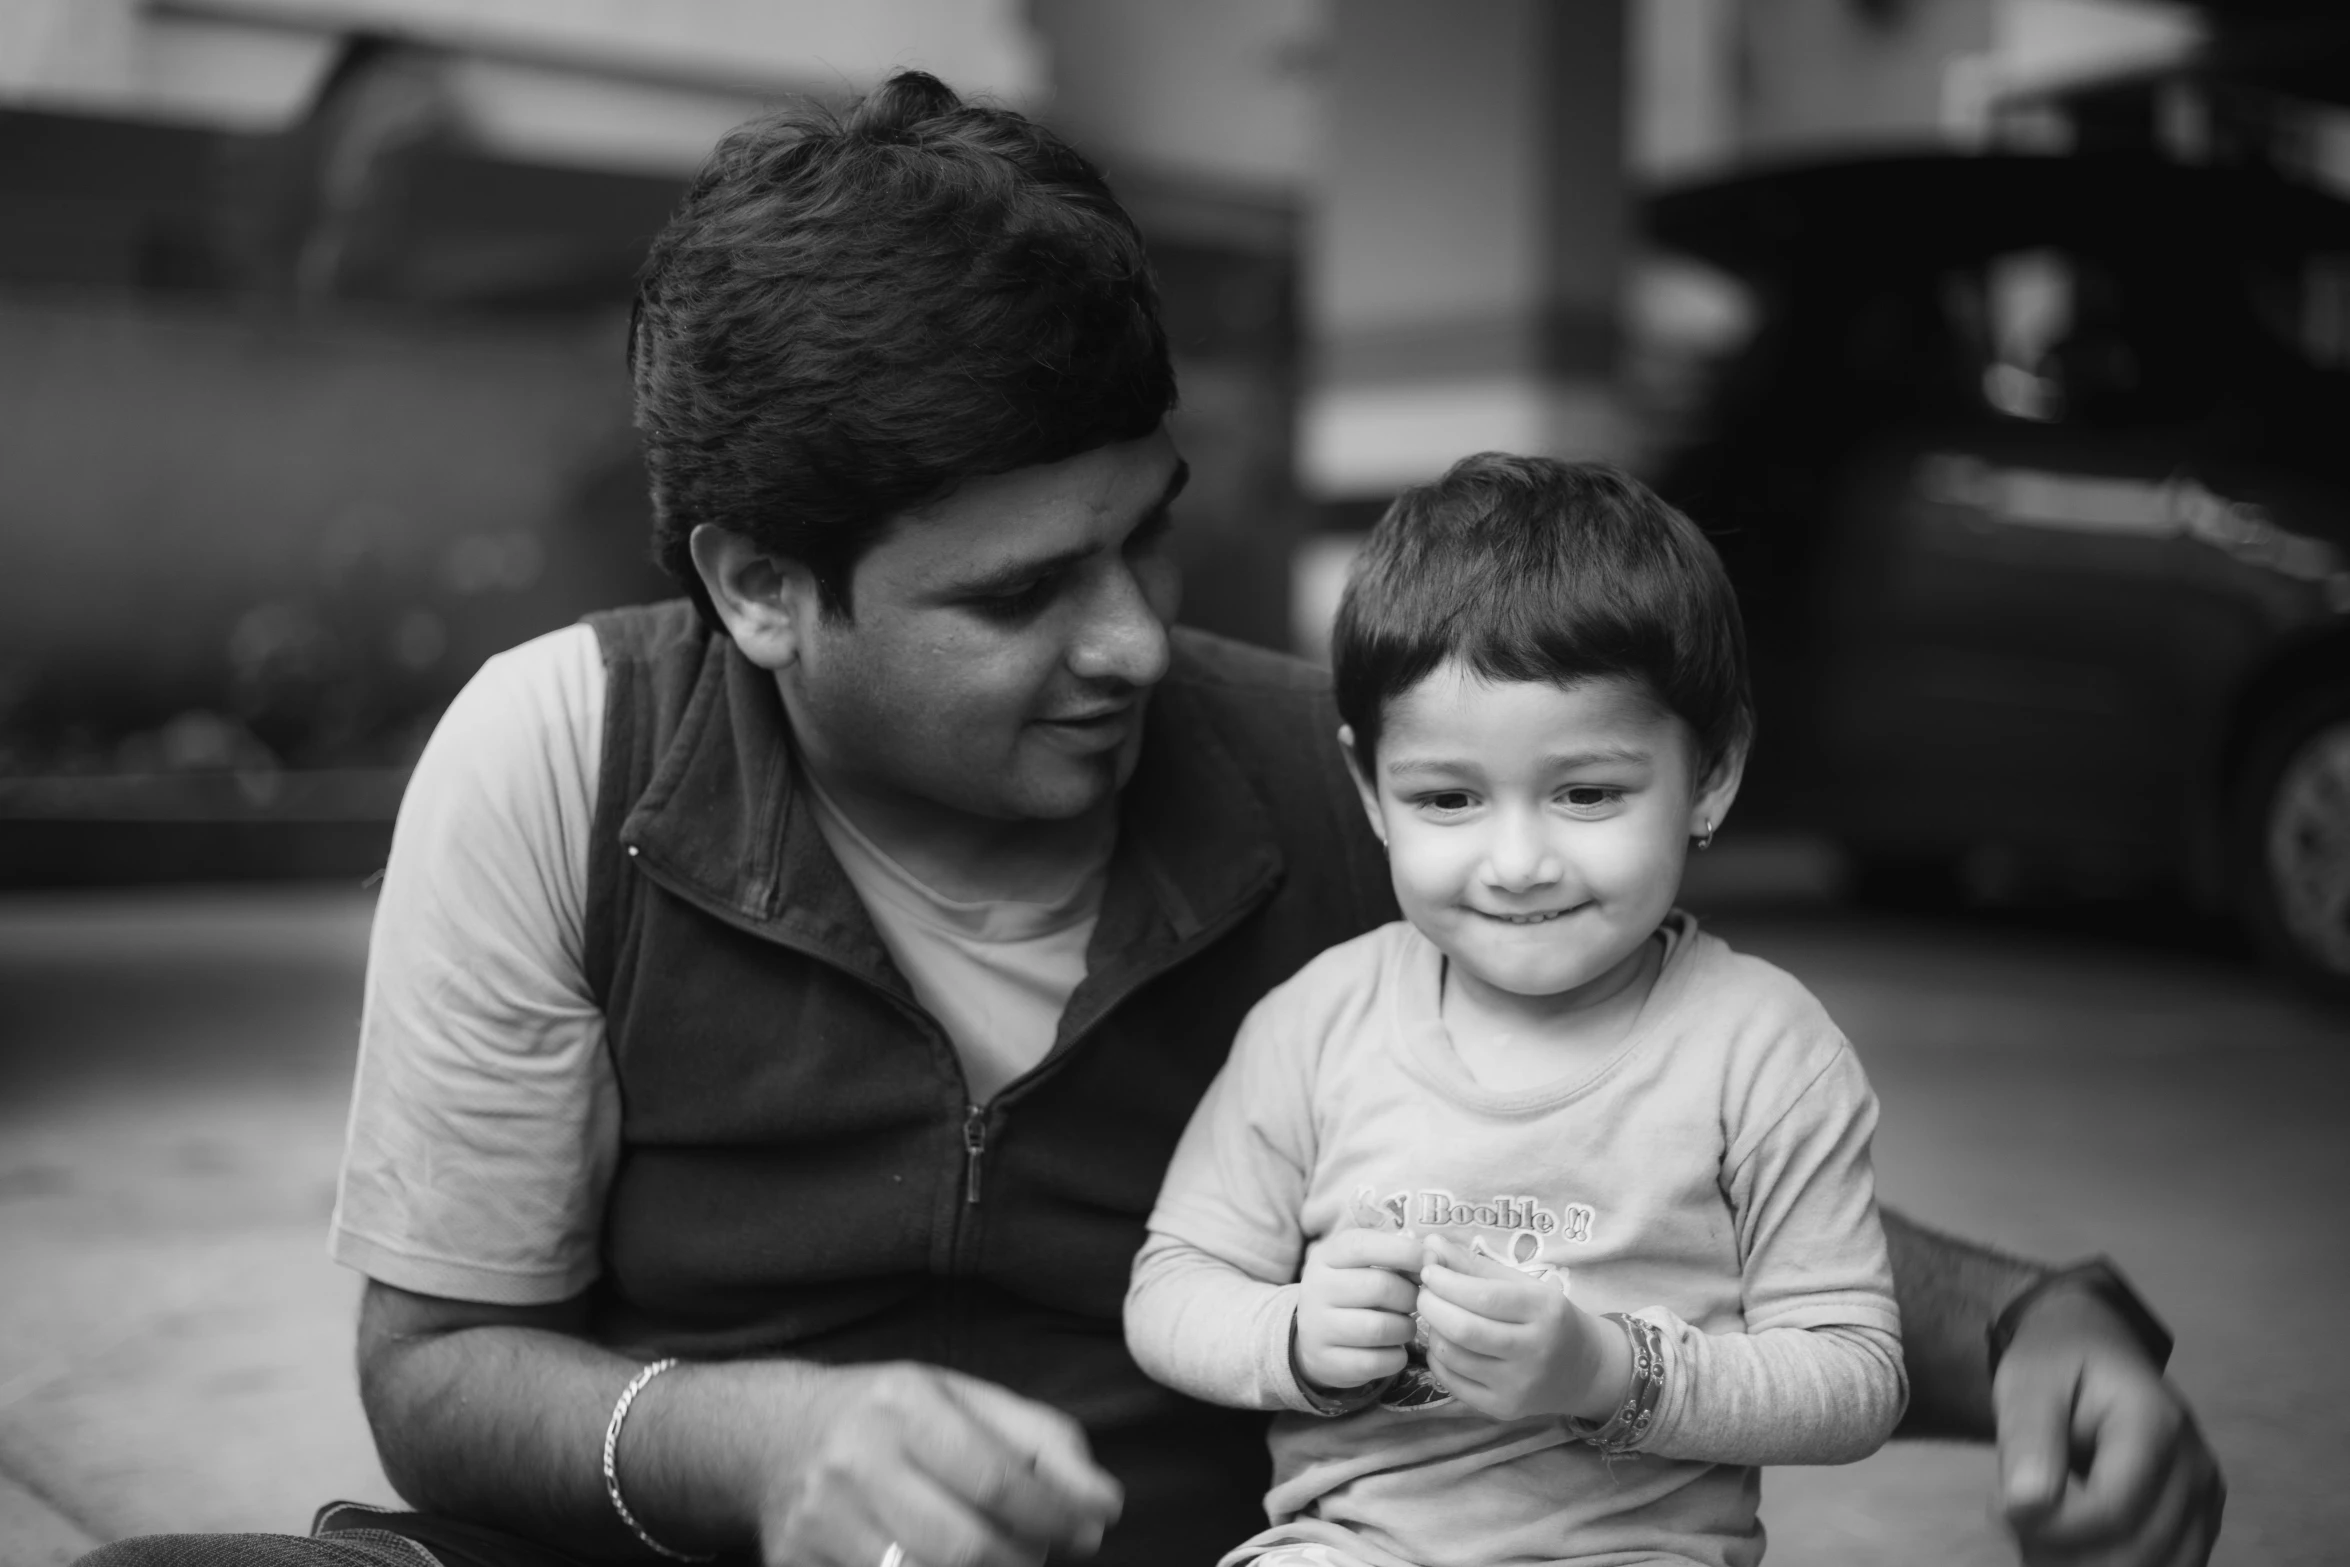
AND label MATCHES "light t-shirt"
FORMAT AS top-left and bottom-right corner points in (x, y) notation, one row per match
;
(1125, 915), (1904, 1567)
(800, 774), (1103, 1105)
(330, 623), (1099, 1305)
